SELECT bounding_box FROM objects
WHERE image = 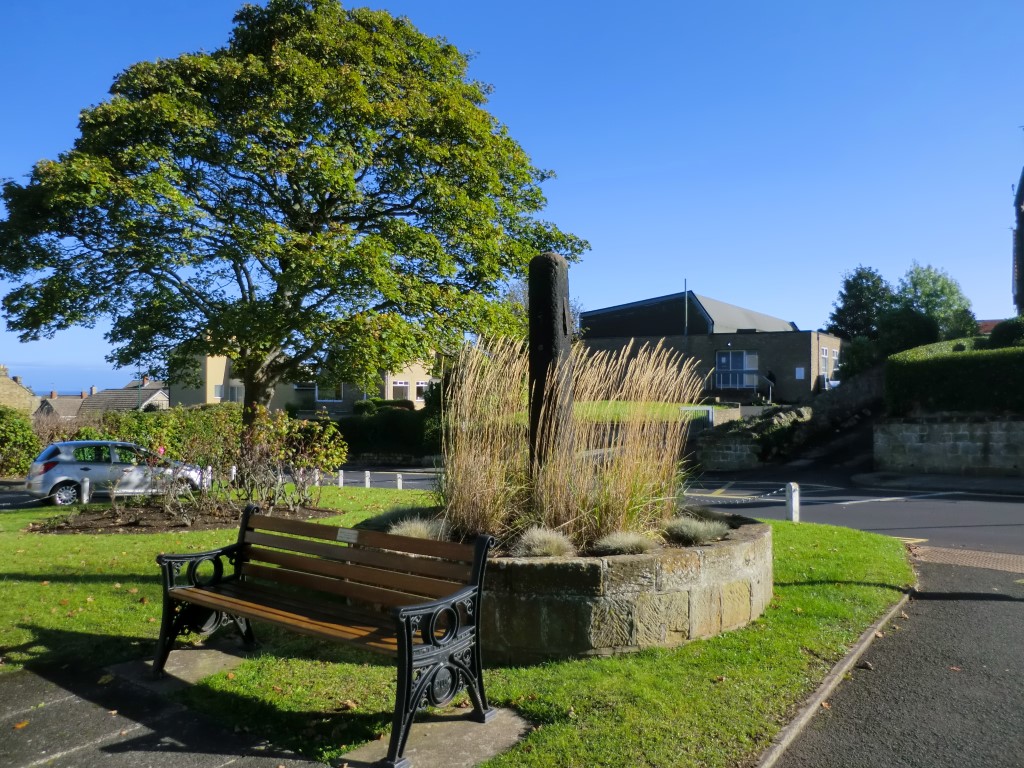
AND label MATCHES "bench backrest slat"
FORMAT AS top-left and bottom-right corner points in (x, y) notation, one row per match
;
(247, 514), (475, 562)
(245, 546), (463, 600)
(244, 562), (426, 609)
(244, 530), (472, 582)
